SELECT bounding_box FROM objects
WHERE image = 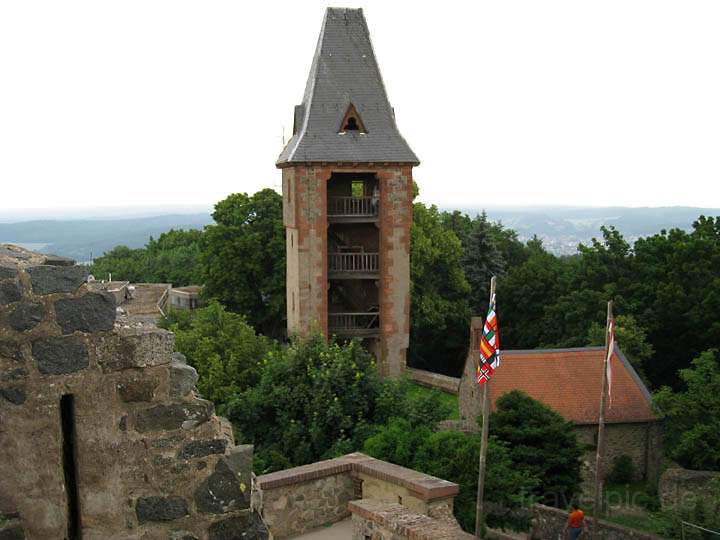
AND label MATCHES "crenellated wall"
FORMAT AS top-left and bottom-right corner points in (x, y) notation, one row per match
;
(0, 244), (267, 540)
